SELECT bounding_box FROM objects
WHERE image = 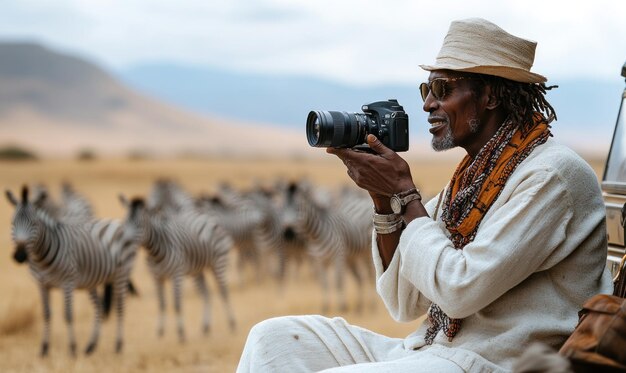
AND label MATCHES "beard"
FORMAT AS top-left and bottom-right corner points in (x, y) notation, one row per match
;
(430, 118), (481, 152)
(431, 124), (455, 151)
